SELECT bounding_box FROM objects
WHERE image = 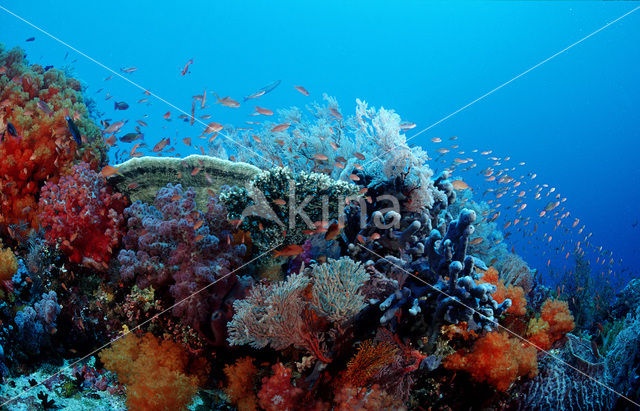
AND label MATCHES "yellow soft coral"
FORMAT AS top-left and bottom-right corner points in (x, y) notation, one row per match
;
(0, 245), (18, 282)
